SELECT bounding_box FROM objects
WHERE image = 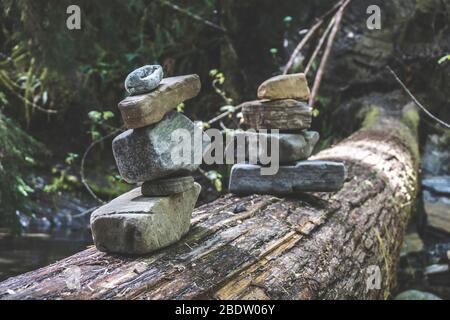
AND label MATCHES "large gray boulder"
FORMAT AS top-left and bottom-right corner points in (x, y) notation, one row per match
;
(229, 160), (346, 195)
(113, 111), (210, 183)
(90, 183), (201, 255)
